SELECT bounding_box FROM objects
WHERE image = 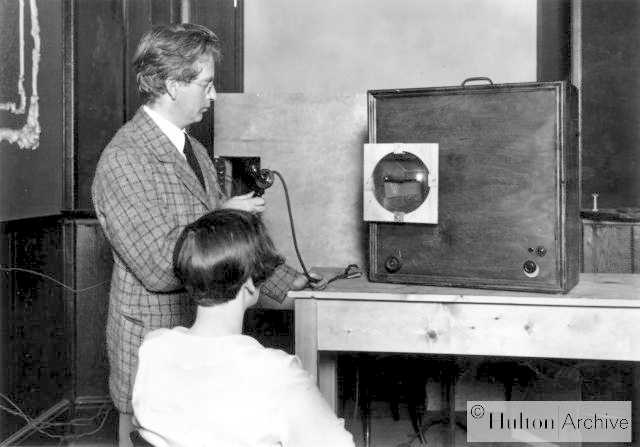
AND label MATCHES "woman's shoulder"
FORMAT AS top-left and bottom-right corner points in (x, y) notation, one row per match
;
(141, 327), (187, 345)
(258, 347), (310, 380)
